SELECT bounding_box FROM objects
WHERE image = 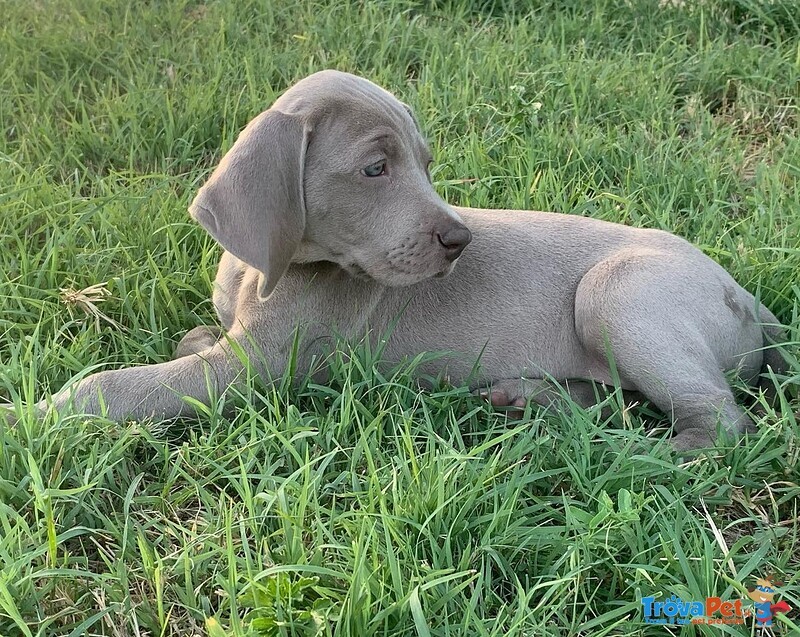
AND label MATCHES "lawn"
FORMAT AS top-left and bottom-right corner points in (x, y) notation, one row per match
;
(1, 0), (799, 635)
